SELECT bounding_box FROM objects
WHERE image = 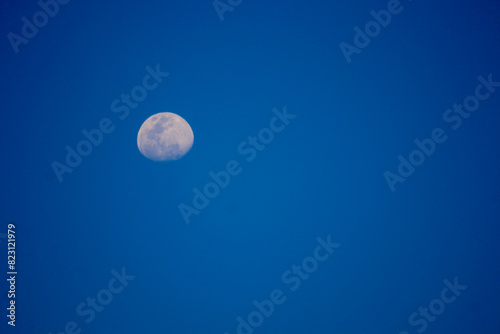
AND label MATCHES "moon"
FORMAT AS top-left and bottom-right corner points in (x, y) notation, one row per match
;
(137, 112), (194, 161)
